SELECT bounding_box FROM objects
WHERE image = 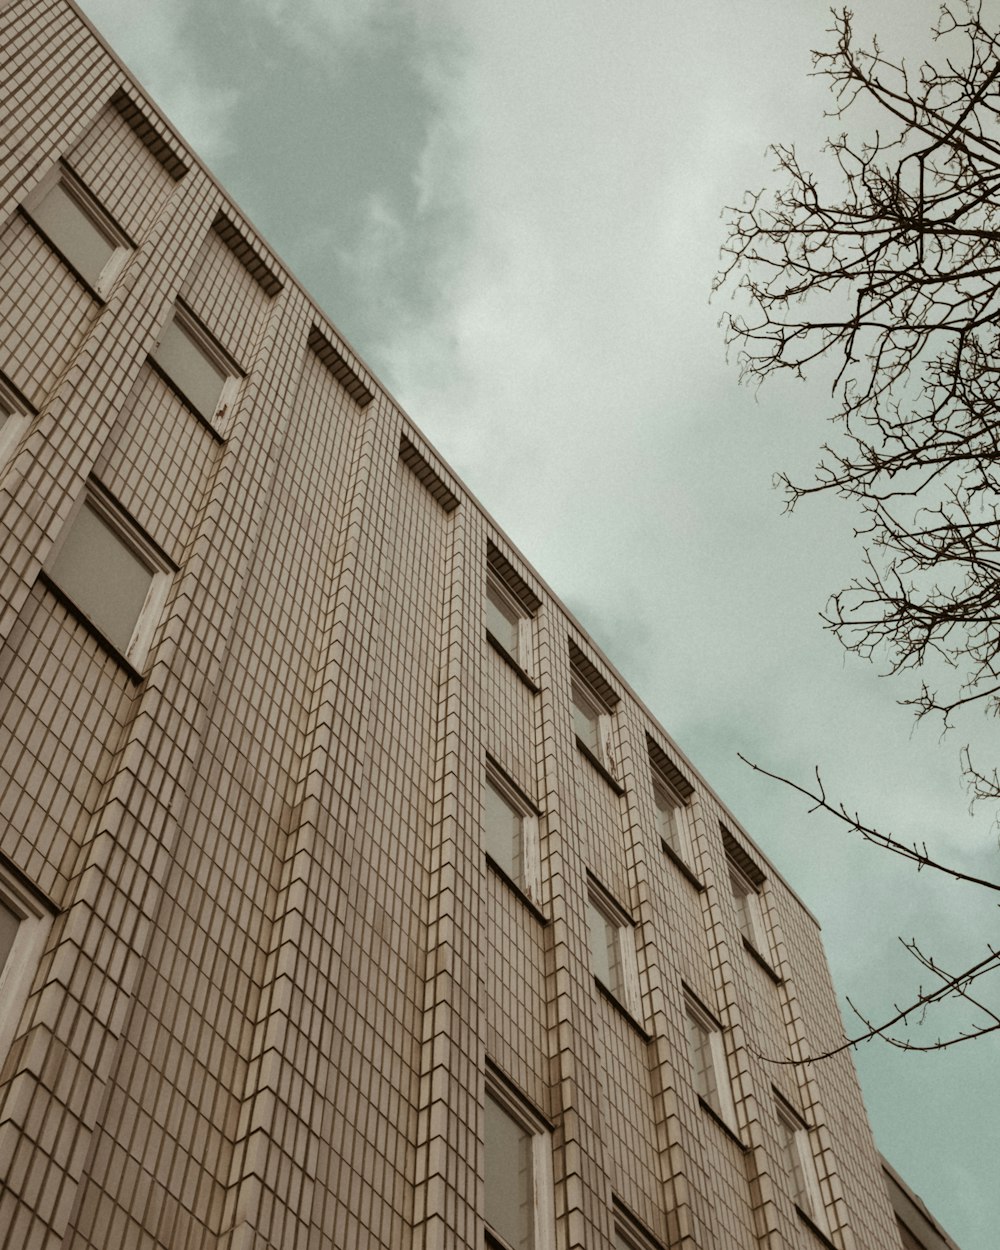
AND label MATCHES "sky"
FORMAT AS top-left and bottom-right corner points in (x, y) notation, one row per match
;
(73, 1), (998, 1245)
